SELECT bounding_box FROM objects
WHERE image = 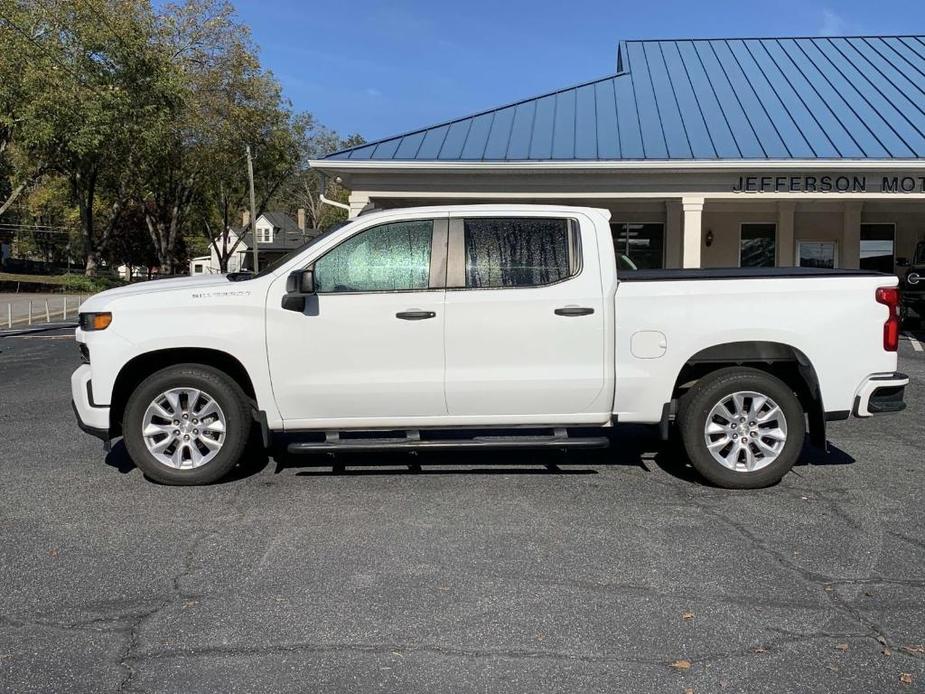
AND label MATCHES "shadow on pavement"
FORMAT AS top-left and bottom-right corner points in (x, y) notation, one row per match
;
(104, 430), (273, 484)
(103, 425), (855, 486)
